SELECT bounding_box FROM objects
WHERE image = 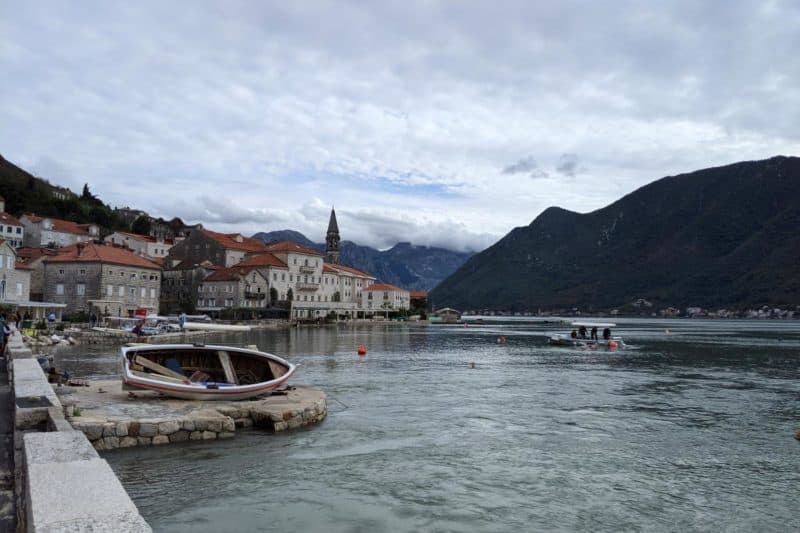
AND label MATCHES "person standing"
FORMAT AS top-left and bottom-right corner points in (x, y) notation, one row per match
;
(591, 327), (598, 341)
